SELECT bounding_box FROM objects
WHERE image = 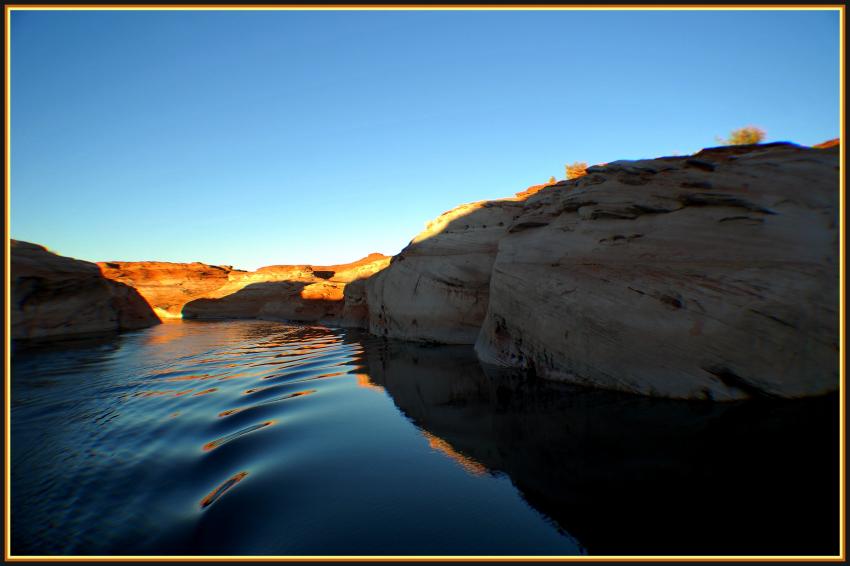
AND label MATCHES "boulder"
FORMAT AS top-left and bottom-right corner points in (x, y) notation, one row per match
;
(11, 240), (159, 341)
